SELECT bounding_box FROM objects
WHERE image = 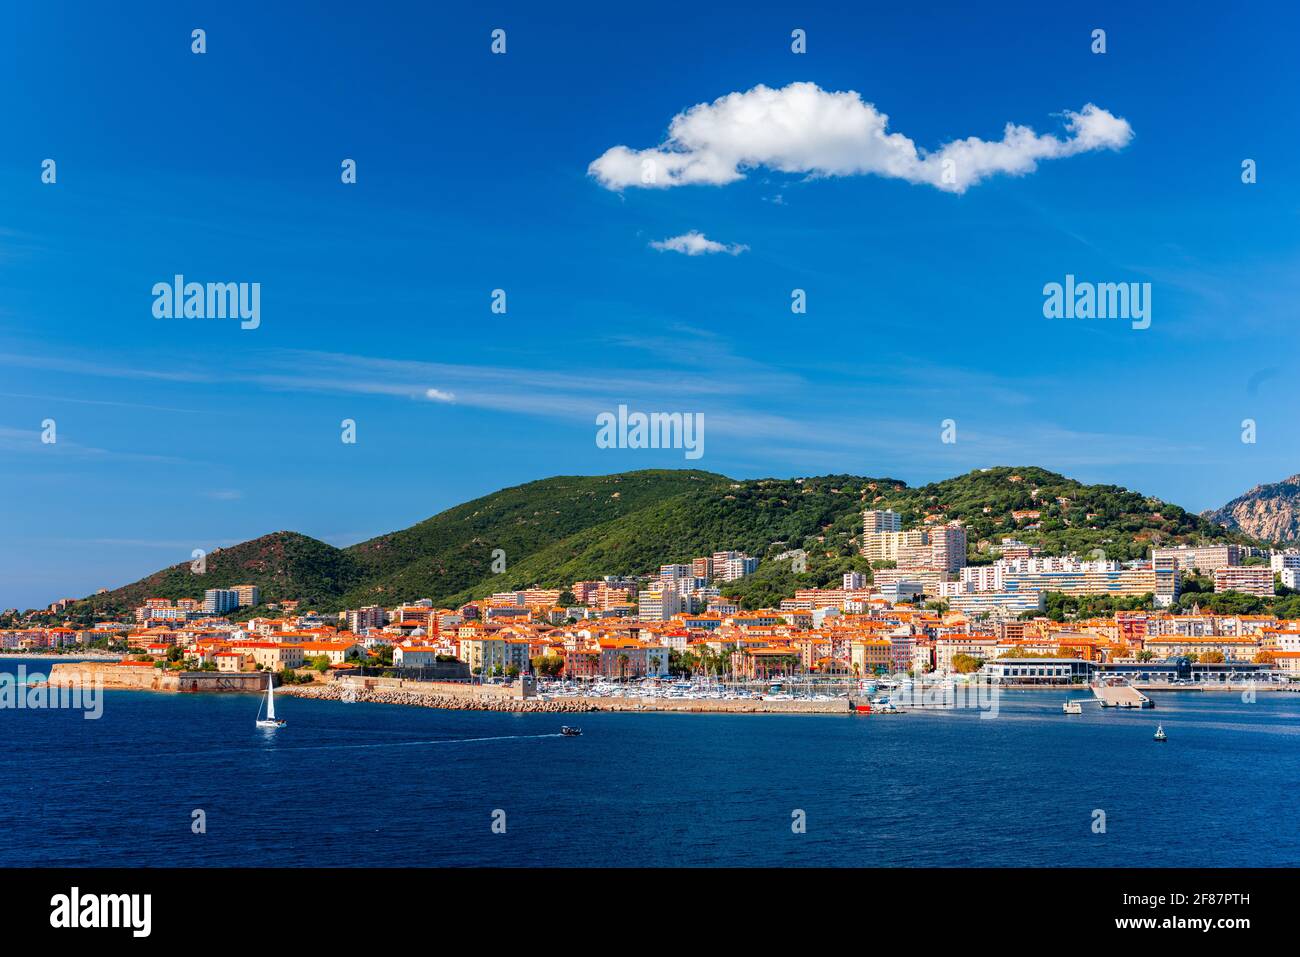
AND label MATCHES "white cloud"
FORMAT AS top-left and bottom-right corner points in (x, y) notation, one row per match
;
(425, 388), (456, 402)
(649, 231), (749, 256)
(589, 82), (1133, 194)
